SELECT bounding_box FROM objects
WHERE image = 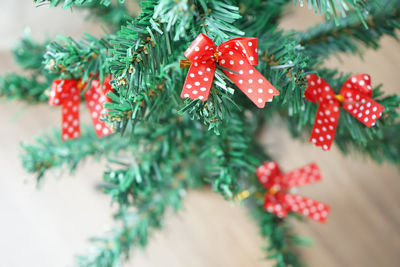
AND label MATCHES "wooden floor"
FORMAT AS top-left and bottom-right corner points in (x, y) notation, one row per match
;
(0, 1), (399, 267)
